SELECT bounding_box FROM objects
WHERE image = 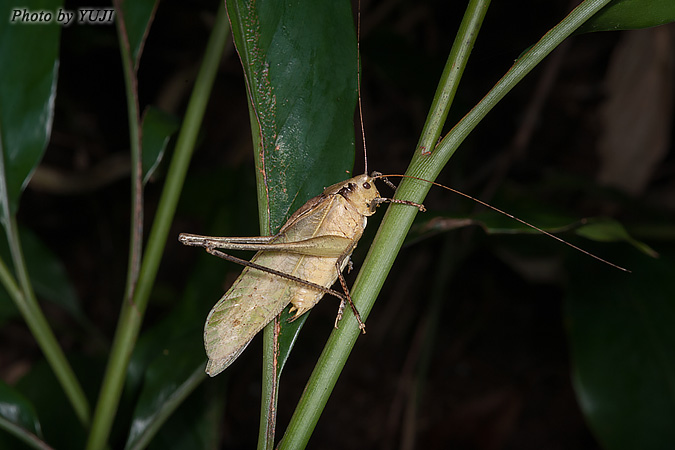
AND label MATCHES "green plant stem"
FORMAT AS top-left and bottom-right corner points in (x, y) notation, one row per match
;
(280, 0), (612, 447)
(415, 0), (489, 156)
(117, 3), (145, 327)
(85, 4), (230, 449)
(87, 3), (144, 447)
(258, 319), (279, 450)
(0, 257), (22, 304)
(279, 0), (490, 447)
(0, 216), (91, 428)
